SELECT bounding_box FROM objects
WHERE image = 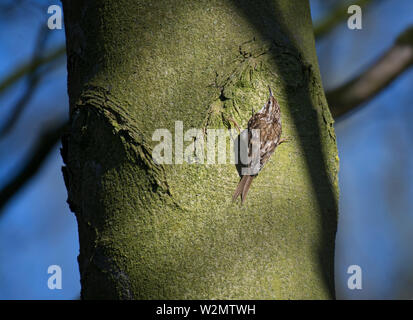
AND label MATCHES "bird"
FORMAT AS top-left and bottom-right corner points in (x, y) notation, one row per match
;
(232, 86), (286, 204)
